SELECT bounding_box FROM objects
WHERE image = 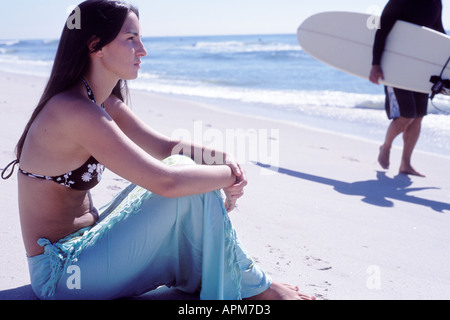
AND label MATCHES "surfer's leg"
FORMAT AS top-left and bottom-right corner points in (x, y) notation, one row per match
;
(400, 116), (425, 177)
(398, 91), (427, 177)
(379, 117), (413, 170)
(378, 145), (390, 170)
(380, 87), (423, 171)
